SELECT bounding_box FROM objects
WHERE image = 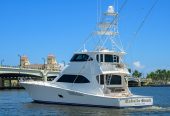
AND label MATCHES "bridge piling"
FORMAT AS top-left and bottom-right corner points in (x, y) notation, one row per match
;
(43, 74), (47, 82)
